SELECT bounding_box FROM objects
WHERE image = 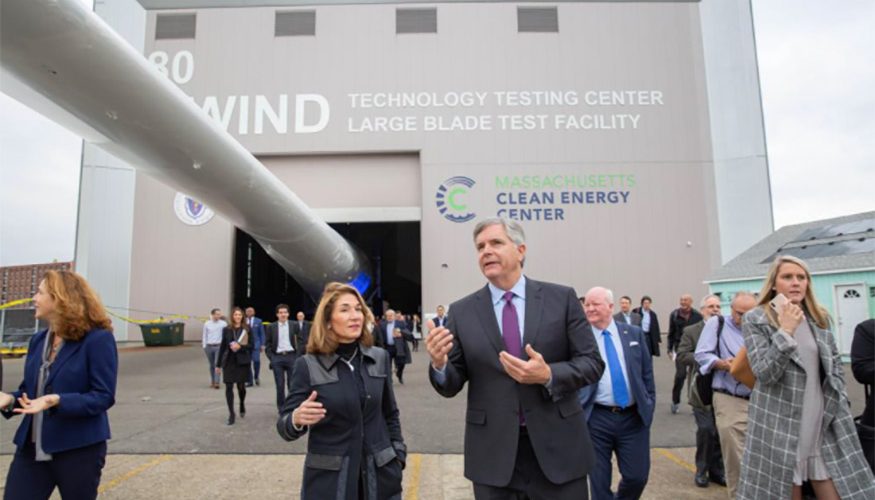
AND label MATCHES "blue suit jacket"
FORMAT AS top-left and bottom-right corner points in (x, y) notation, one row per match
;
(2, 328), (118, 453)
(579, 322), (656, 427)
(250, 317), (265, 351)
